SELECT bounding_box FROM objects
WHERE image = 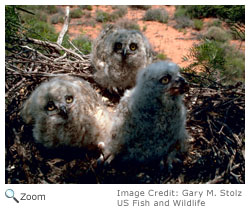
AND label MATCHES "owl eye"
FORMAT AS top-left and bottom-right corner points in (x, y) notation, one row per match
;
(160, 76), (171, 85)
(46, 101), (55, 111)
(114, 42), (122, 50)
(129, 43), (137, 51)
(65, 96), (73, 104)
